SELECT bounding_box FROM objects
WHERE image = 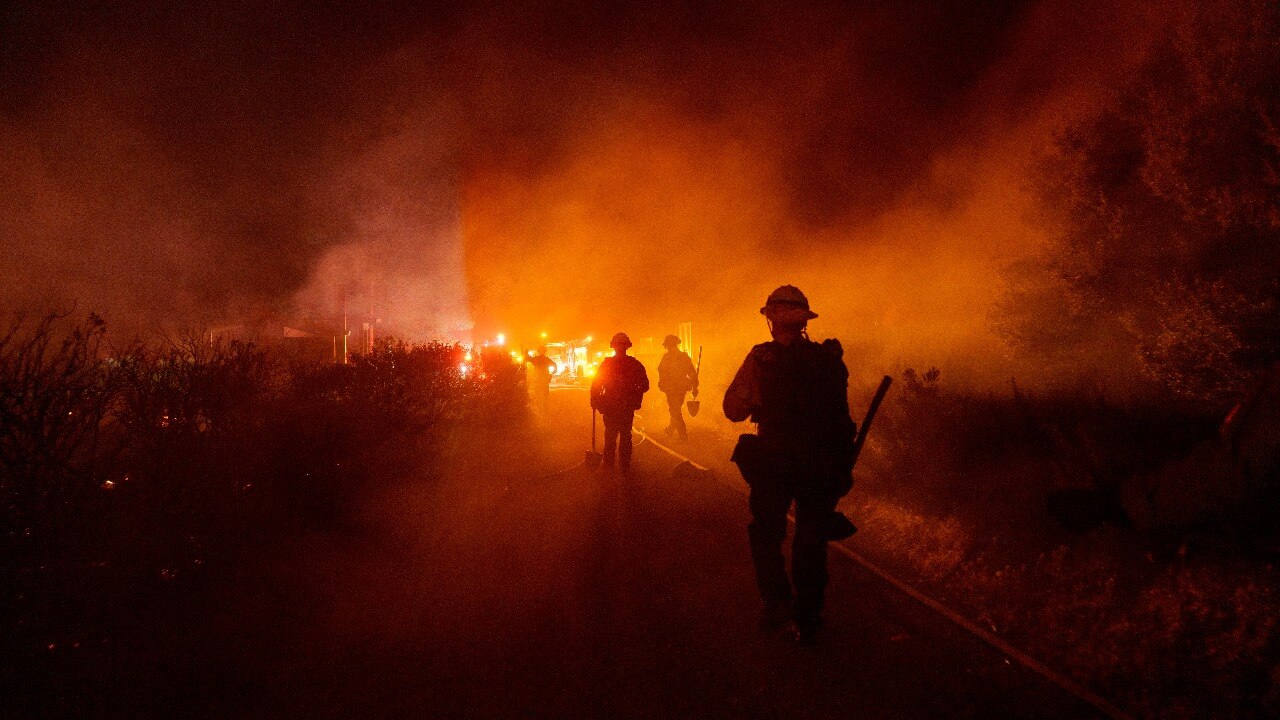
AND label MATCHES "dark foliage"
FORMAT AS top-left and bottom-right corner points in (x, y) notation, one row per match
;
(997, 0), (1280, 406)
(1, 314), (527, 715)
(880, 367), (1211, 504)
(858, 366), (1276, 719)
